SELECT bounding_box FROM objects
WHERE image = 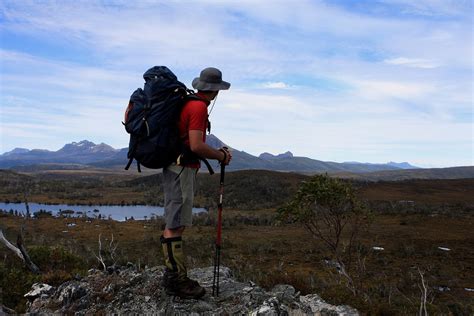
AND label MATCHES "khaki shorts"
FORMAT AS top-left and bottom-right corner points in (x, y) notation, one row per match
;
(162, 164), (197, 229)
